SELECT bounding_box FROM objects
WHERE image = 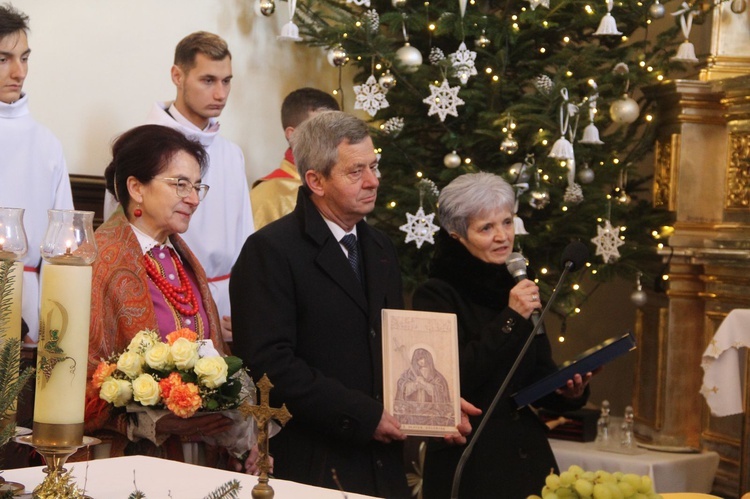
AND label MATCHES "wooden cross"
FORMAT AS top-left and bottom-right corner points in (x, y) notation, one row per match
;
(240, 373), (292, 499)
